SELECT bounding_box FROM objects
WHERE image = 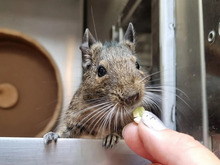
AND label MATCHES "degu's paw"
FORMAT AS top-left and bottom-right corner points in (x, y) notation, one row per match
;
(102, 133), (120, 149)
(43, 132), (59, 144)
